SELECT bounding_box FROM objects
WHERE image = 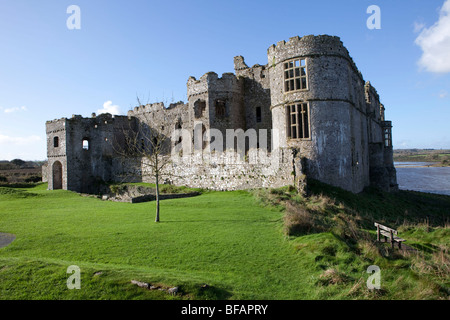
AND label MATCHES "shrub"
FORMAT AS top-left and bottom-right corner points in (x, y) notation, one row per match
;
(0, 176), (7, 183)
(284, 201), (319, 235)
(317, 268), (351, 286)
(25, 176), (42, 183)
